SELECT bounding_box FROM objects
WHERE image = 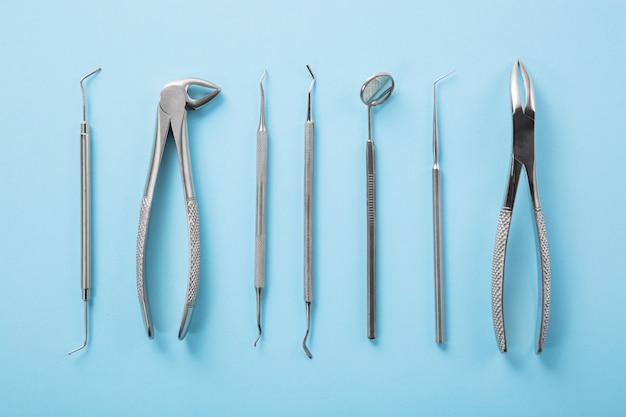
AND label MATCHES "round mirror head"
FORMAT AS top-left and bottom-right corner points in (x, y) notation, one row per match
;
(360, 73), (394, 107)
